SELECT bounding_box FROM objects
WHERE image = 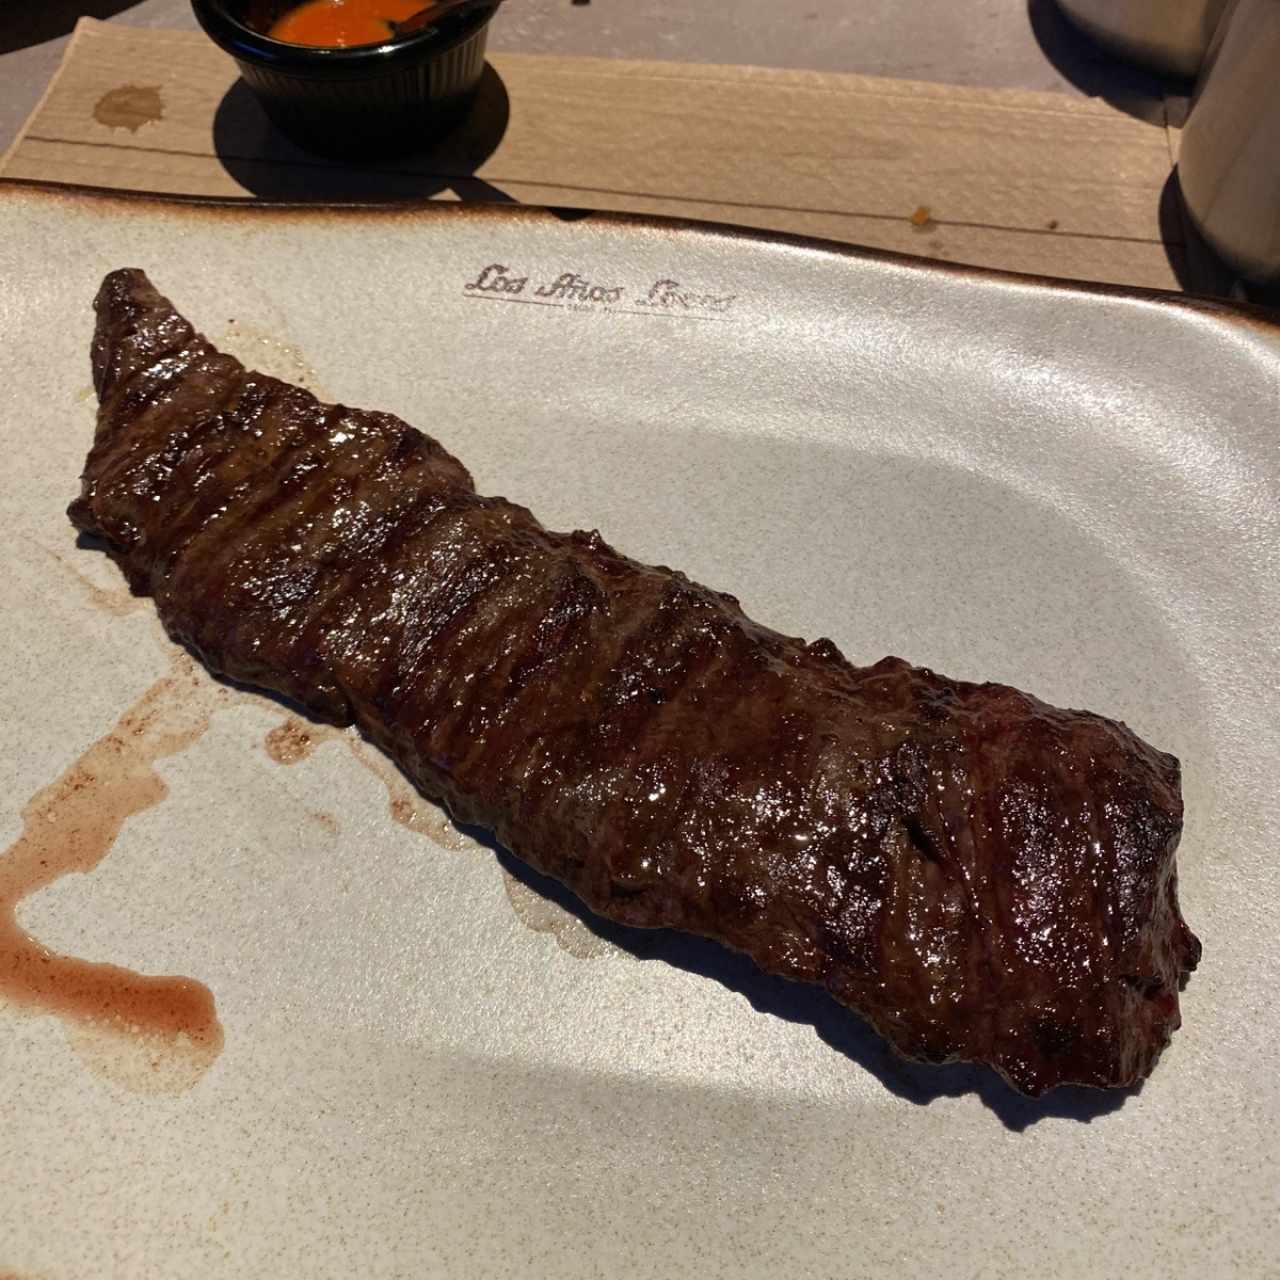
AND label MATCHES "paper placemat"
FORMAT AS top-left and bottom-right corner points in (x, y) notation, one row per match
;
(2, 17), (1190, 290)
